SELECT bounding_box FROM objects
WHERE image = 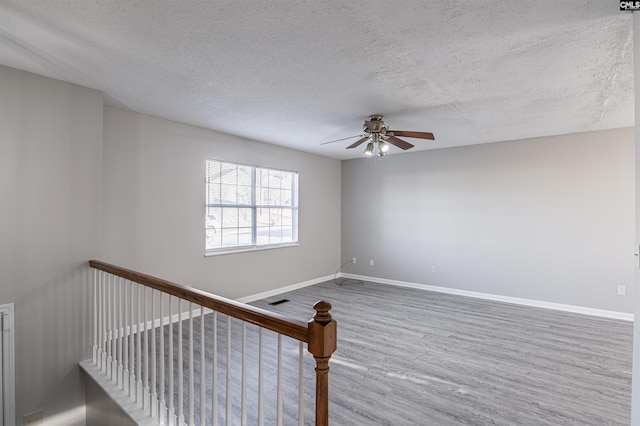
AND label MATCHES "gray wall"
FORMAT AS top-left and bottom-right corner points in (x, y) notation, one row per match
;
(101, 107), (342, 300)
(84, 373), (136, 426)
(0, 66), (103, 425)
(342, 128), (635, 313)
(630, 12), (640, 426)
